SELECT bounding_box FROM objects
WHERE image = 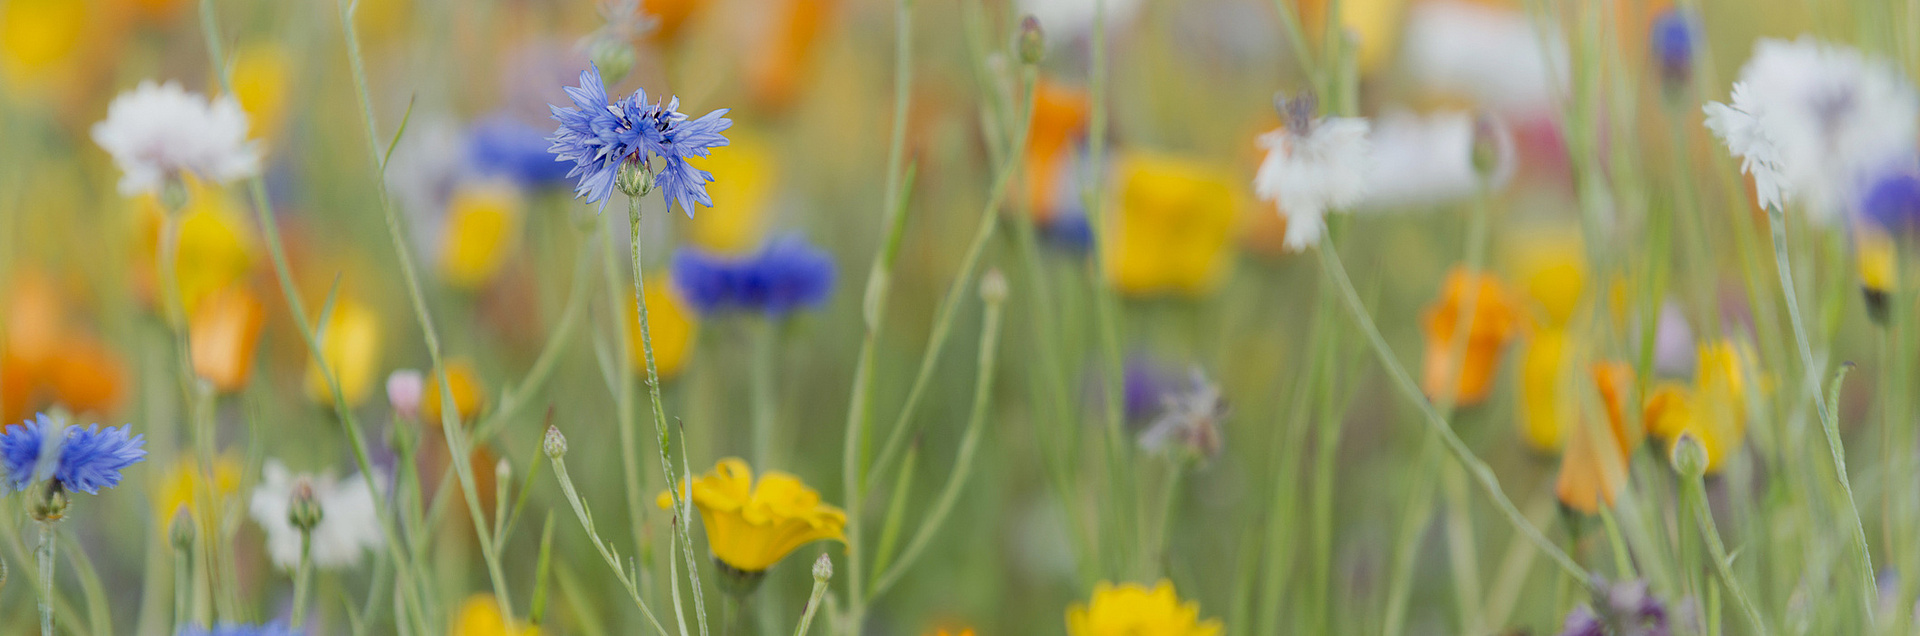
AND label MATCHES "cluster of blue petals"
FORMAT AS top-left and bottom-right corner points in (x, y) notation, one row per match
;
(469, 115), (575, 188)
(1649, 9), (1697, 85)
(547, 65), (733, 214)
(1861, 170), (1920, 234)
(176, 622), (302, 636)
(1, 413), (147, 495)
(671, 235), (837, 317)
